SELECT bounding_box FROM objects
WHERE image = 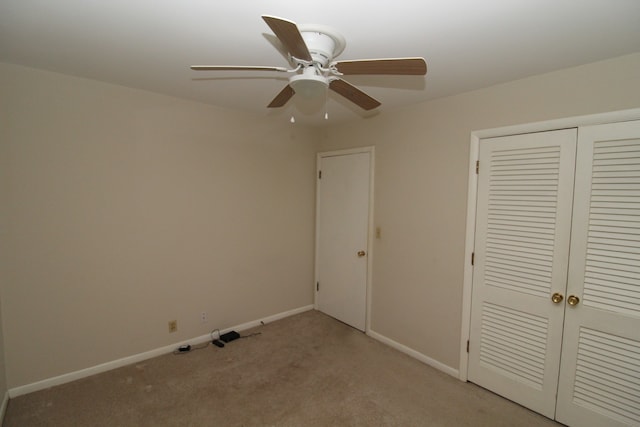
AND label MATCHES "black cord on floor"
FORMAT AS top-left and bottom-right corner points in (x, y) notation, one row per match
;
(172, 342), (209, 355)
(174, 328), (262, 355)
(240, 332), (262, 339)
